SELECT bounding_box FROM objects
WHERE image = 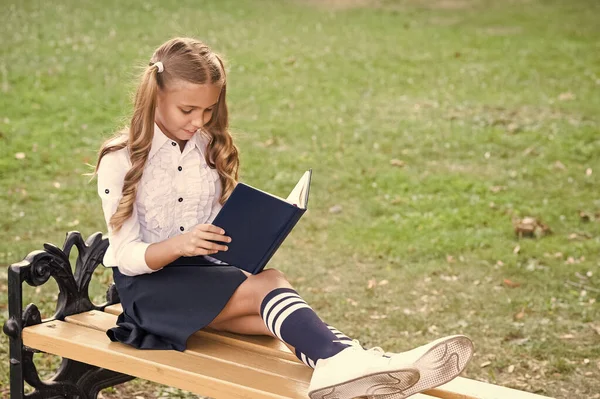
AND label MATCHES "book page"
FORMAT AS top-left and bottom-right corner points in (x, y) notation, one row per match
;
(286, 170), (311, 209)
